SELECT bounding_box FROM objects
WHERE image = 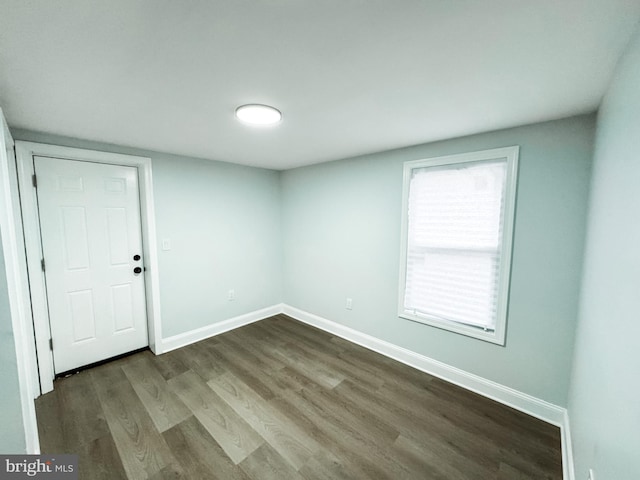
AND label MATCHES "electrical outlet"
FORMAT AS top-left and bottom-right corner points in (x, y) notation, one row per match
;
(228, 289), (235, 301)
(346, 298), (353, 310)
(588, 469), (595, 480)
